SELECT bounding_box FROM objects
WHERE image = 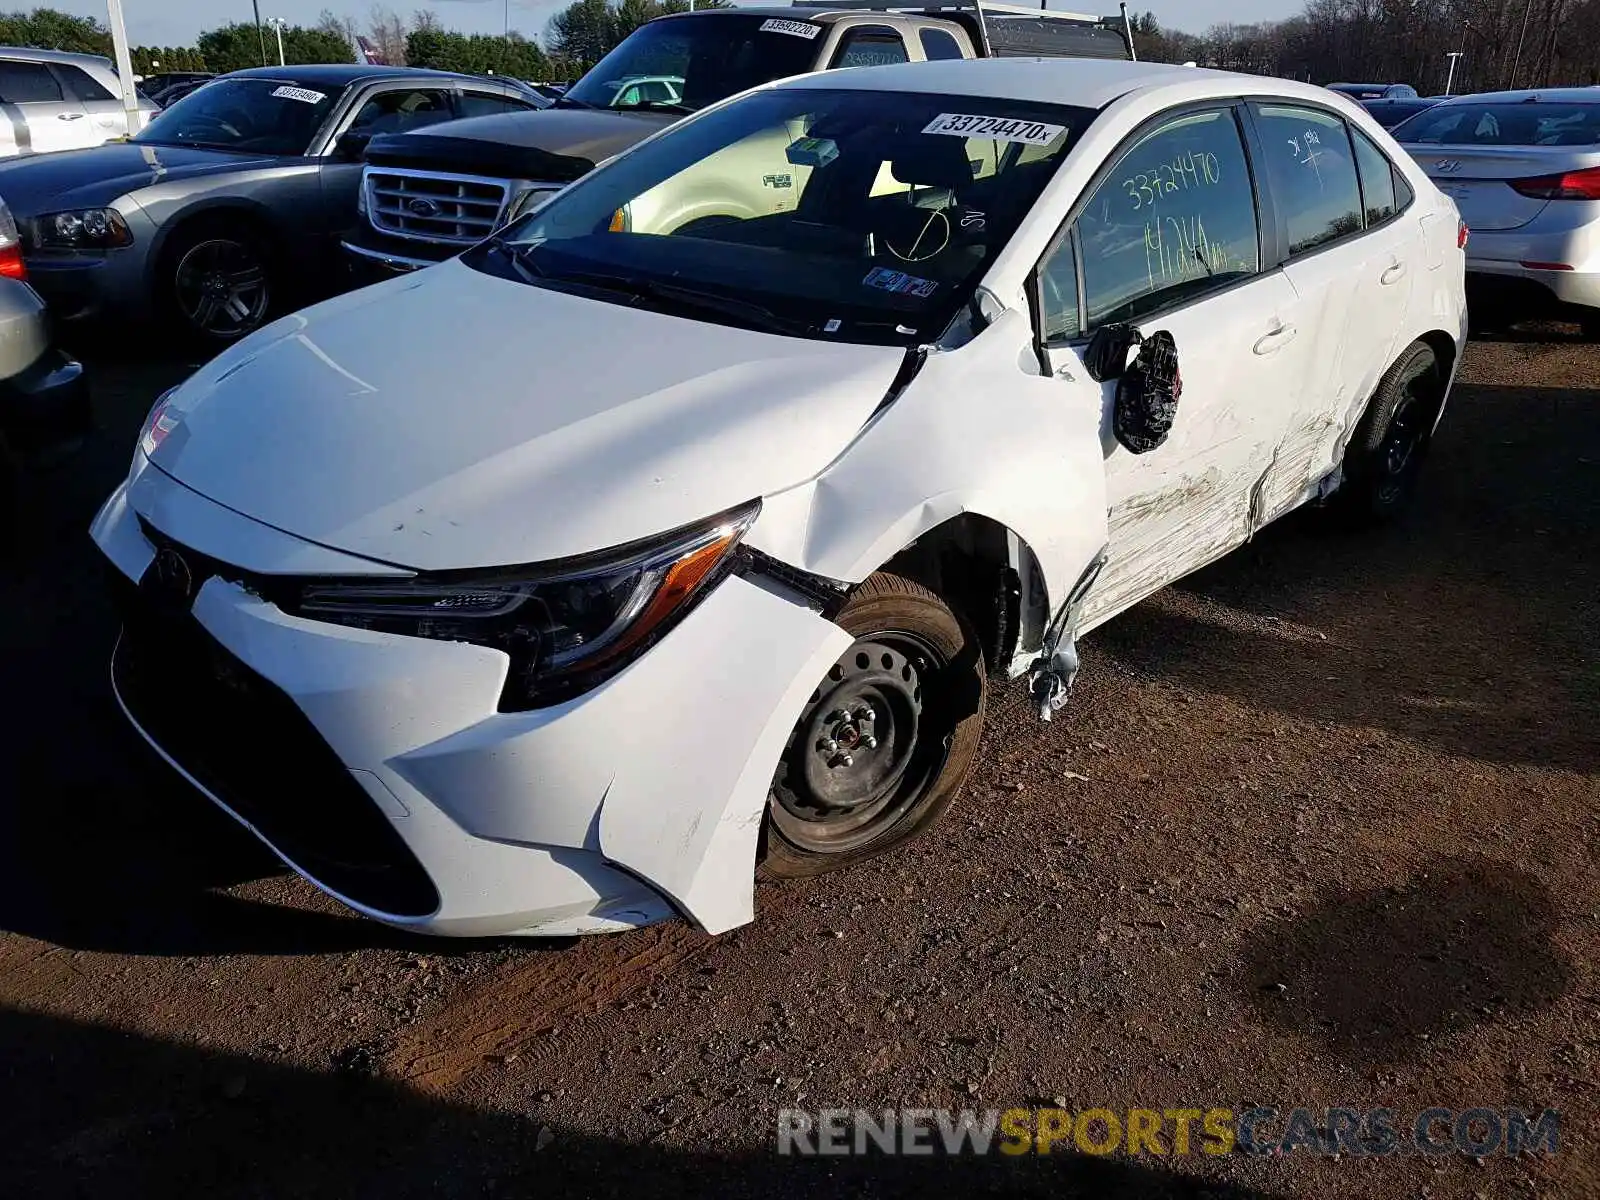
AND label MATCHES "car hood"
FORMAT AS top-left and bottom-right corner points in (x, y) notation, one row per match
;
(147, 259), (904, 571)
(0, 141), (276, 213)
(364, 108), (675, 182)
